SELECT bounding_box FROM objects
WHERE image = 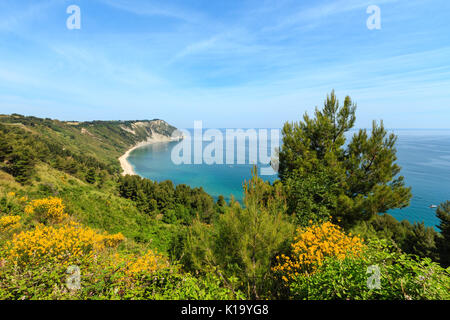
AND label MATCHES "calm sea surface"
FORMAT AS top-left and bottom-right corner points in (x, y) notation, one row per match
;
(127, 129), (450, 227)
